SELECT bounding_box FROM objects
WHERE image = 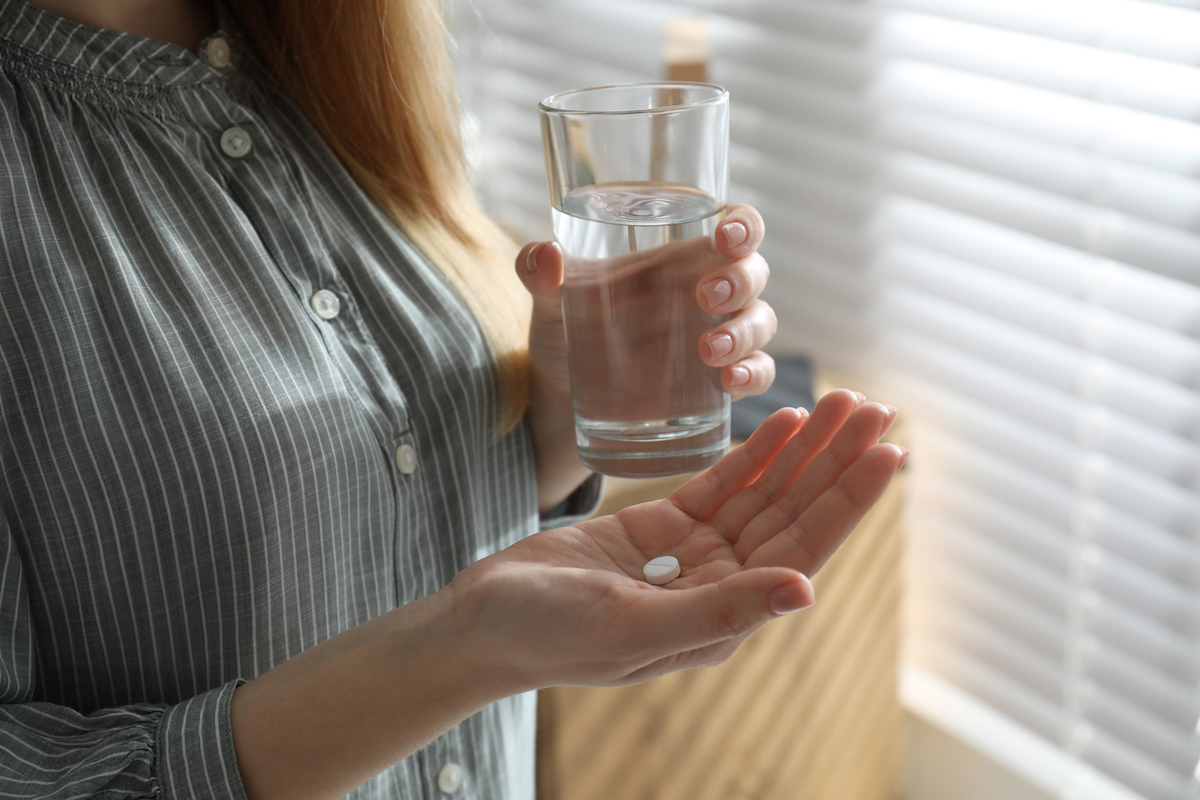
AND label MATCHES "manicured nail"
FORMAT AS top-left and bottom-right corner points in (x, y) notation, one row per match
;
(526, 243), (544, 273)
(701, 279), (732, 309)
(854, 391), (867, 404)
(730, 365), (750, 386)
(769, 578), (815, 615)
(722, 222), (748, 249)
(882, 404), (898, 432)
(897, 445), (910, 469)
(707, 333), (733, 360)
